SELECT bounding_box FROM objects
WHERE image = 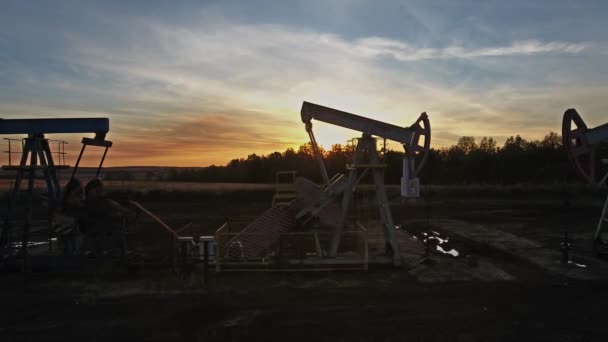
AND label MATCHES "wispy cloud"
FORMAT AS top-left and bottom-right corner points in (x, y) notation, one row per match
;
(57, 20), (591, 115)
(347, 37), (588, 61)
(0, 2), (605, 166)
